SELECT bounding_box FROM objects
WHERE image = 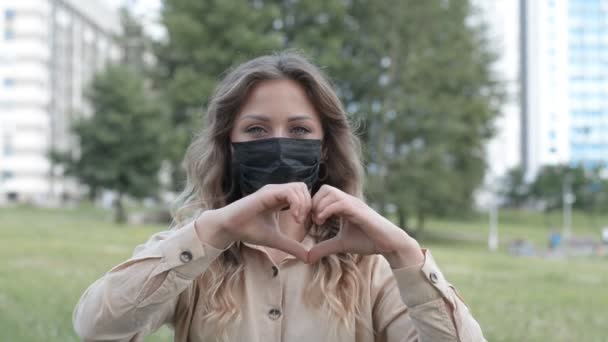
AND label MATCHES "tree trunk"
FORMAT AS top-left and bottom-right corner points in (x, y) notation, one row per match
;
(414, 210), (426, 239)
(87, 185), (97, 202)
(398, 206), (408, 230)
(114, 193), (126, 224)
